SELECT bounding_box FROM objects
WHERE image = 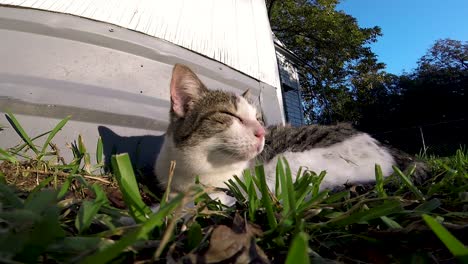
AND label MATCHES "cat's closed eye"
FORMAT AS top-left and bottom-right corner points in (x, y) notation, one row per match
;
(220, 111), (243, 124)
(205, 111), (239, 125)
